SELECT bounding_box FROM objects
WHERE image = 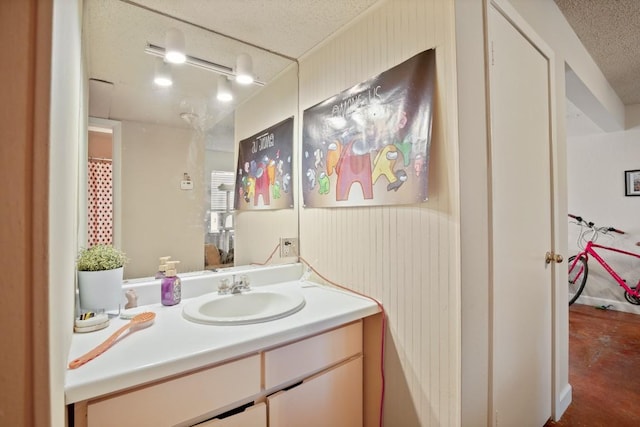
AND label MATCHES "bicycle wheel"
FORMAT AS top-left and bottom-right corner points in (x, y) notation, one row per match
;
(568, 255), (588, 305)
(624, 286), (640, 305)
